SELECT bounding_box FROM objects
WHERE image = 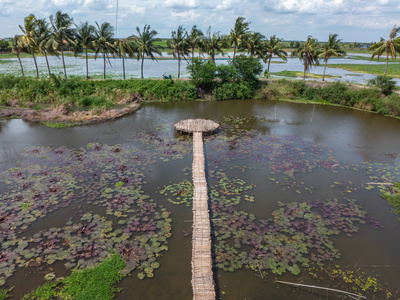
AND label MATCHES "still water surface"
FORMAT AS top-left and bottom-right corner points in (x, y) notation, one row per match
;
(0, 100), (400, 299)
